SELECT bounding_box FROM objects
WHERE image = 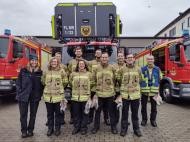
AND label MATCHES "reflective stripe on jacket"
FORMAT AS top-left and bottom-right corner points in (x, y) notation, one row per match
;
(93, 64), (115, 98)
(140, 65), (162, 96)
(117, 65), (141, 100)
(70, 71), (93, 102)
(42, 69), (68, 103)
